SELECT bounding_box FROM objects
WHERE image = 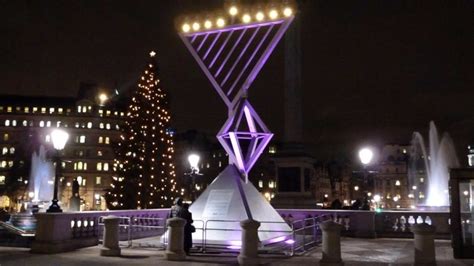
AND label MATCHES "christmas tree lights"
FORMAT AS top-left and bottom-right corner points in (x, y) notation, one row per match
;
(105, 51), (182, 209)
